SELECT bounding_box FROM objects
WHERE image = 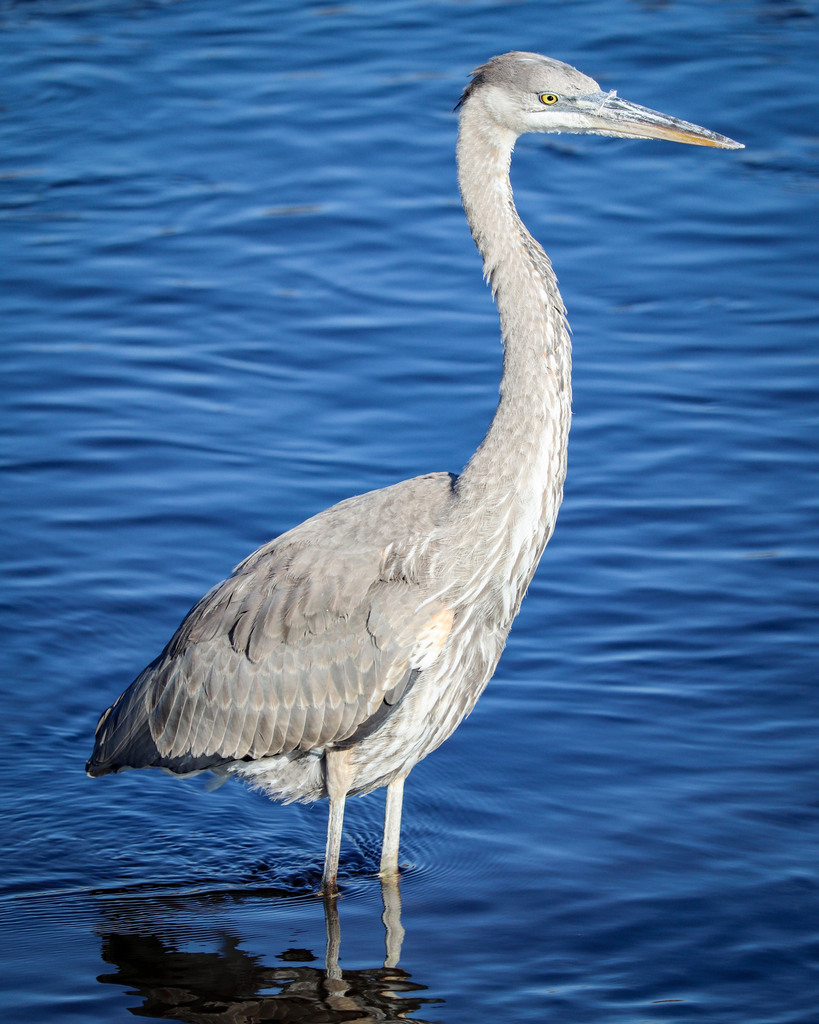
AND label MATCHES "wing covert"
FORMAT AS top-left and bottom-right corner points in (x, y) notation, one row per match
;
(88, 473), (458, 776)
